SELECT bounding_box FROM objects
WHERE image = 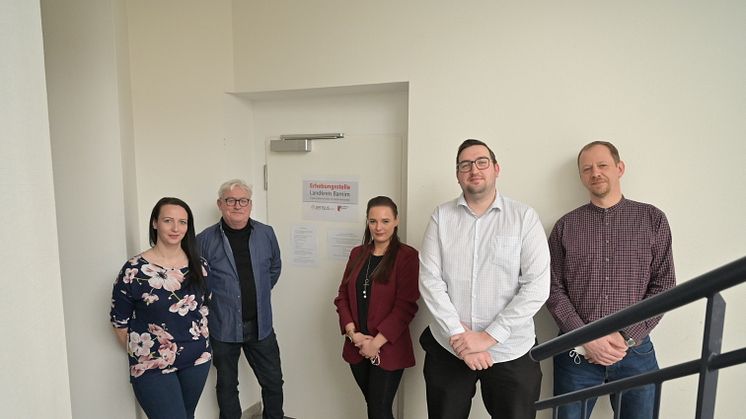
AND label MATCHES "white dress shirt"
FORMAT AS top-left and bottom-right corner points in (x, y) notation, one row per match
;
(419, 192), (550, 362)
